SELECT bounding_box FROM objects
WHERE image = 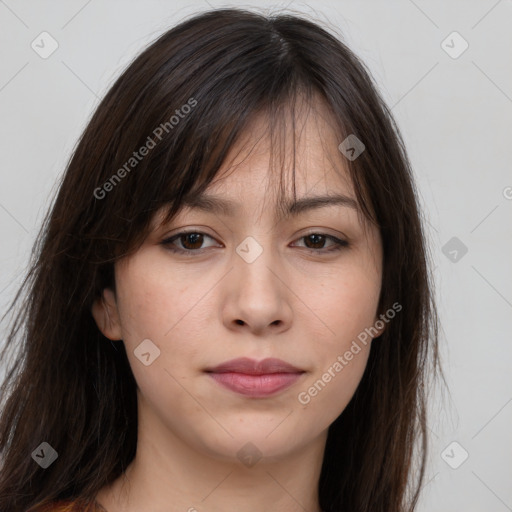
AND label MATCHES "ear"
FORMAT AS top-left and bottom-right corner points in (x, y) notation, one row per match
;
(371, 312), (388, 339)
(91, 288), (122, 340)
